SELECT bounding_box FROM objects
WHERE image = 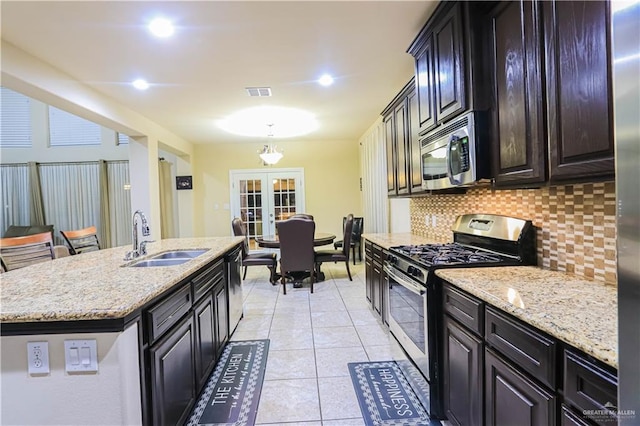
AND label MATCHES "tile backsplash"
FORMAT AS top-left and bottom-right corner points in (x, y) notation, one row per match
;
(410, 182), (617, 285)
